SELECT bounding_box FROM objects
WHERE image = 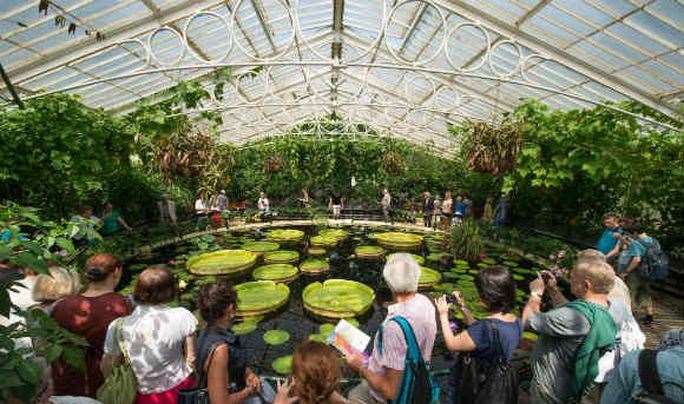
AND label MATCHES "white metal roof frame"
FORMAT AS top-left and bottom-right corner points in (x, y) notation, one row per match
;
(0, 0), (681, 154)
